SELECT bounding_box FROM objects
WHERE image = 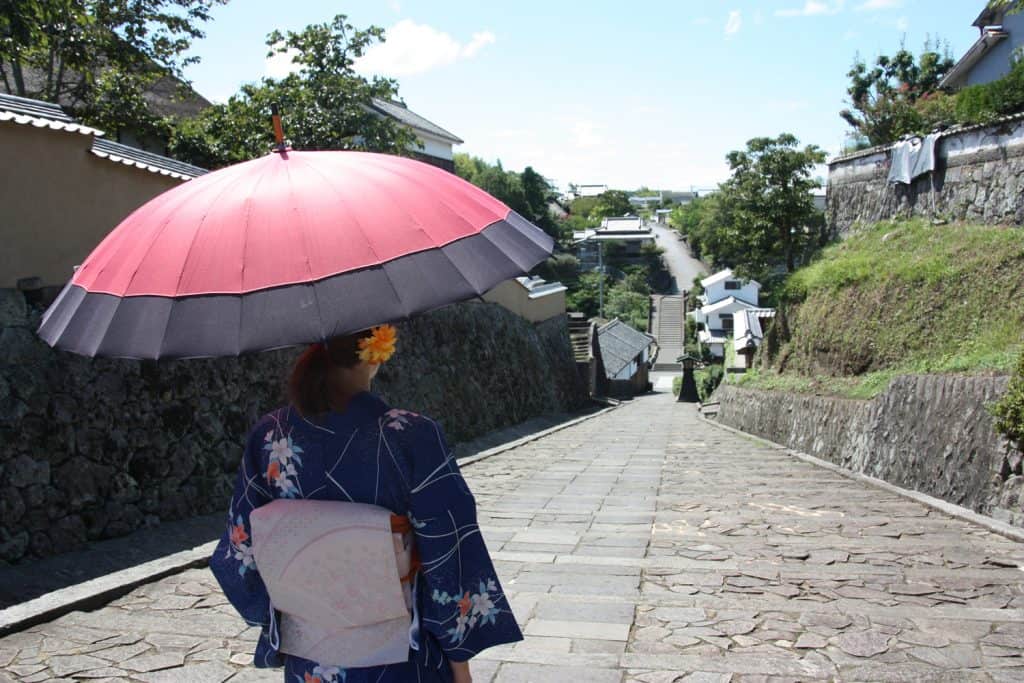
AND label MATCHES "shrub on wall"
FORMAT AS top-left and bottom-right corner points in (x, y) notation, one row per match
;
(696, 365), (724, 403)
(992, 350), (1024, 451)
